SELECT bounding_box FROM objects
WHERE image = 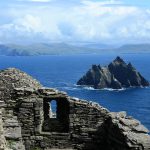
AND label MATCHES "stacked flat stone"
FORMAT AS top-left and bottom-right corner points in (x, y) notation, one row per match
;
(0, 68), (150, 150)
(0, 101), (7, 150)
(0, 68), (42, 102)
(0, 68), (41, 150)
